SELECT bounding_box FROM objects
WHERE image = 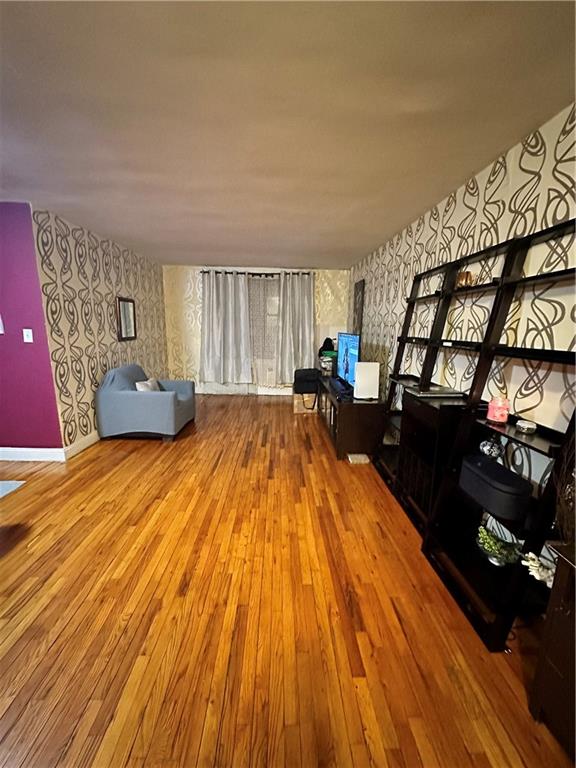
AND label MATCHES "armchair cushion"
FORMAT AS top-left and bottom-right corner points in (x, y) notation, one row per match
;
(135, 378), (161, 392)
